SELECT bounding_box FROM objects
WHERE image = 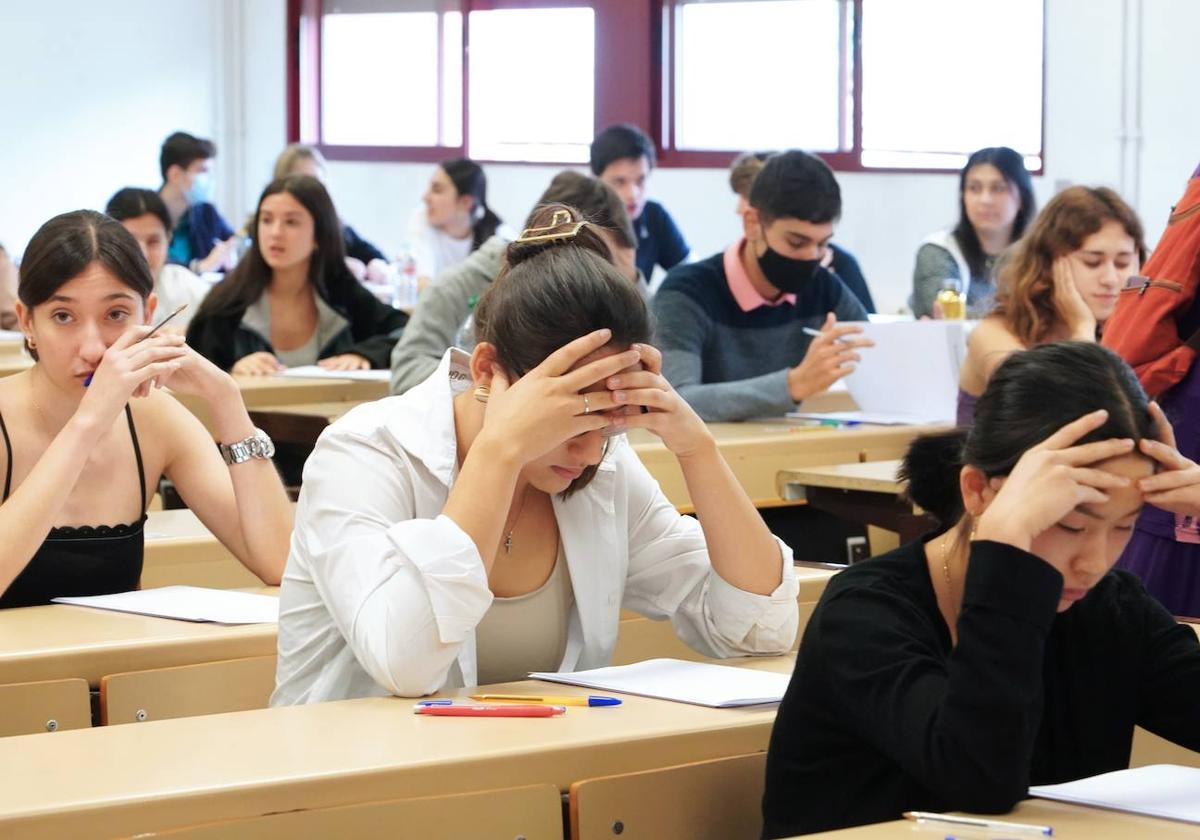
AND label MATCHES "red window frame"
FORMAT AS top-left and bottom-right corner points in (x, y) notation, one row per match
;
(286, 0), (1044, 174)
